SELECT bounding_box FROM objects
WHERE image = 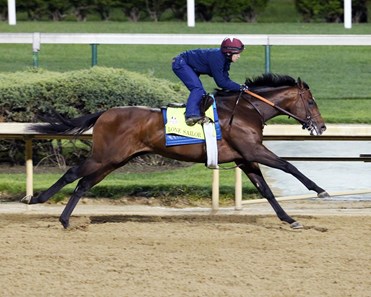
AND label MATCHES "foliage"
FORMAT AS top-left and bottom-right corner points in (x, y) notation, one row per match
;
(1, 0), (368, 22)
(0, 0), (7, 21)
(0, 66), (186, 121)
(0, 67), (187, 165)
(69, 0), (95, 21)
(47, 0), (72, 21)
(116, 0), (146, 21)
(6, 0), (272, 22)
(295, 0), (368, 23)
(215, 0), (269, 22)
(17, 0), (47, 21)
